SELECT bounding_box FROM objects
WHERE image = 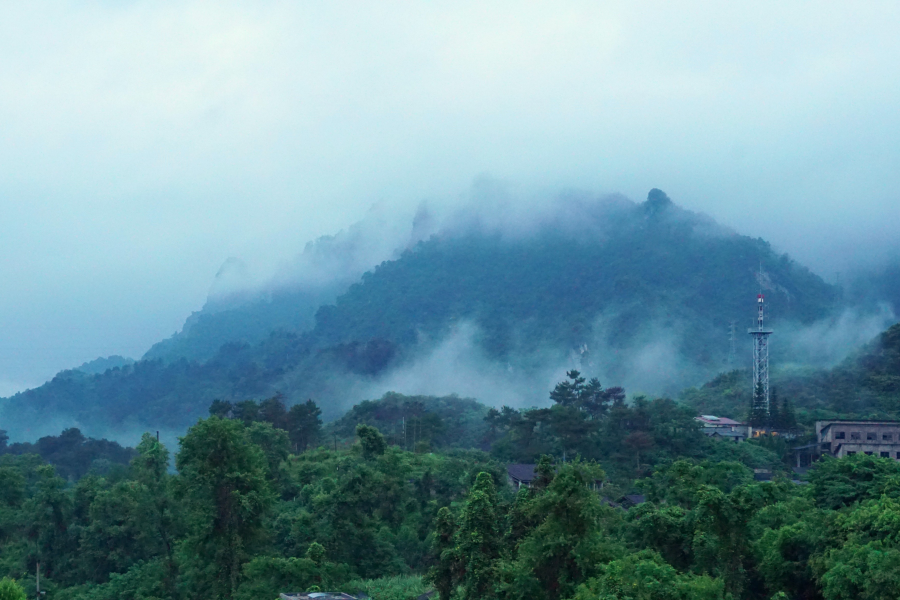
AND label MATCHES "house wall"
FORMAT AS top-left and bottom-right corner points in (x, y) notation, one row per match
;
(817, 420), (900, 459)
